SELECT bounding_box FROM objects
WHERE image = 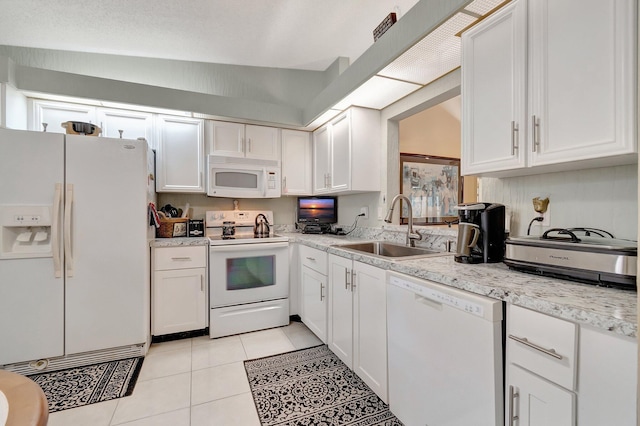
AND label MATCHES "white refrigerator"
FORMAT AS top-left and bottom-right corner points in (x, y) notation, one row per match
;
(0, 127), (151, 367)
